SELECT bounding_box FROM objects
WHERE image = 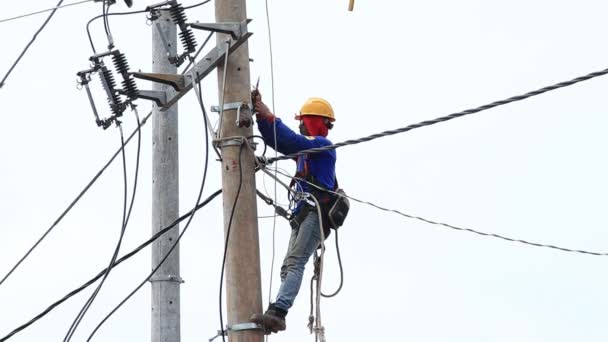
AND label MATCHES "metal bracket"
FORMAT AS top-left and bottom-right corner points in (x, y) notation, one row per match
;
(149, 274), (185, 283)
(189, 20), (252, 40)
(213, 137), (245, 148)
(228, 323), (263, 332)
(211, 102), (253, 128)
(213, 136), (257, 150)
(208, 323), (263, 342)
(160, 21), (252, 111)
(126, 19), (252, 112)
(118, 89), (168, 107)
(130, 72), (186, 92)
